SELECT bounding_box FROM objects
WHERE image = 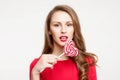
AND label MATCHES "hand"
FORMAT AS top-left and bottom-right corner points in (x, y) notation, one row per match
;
(32, 54), (59, 74)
